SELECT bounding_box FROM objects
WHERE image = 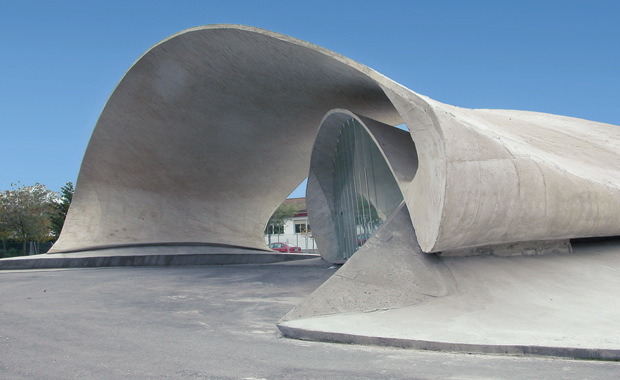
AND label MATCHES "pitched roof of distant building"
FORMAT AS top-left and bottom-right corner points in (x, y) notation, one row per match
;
(284, 197), (307, 217)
